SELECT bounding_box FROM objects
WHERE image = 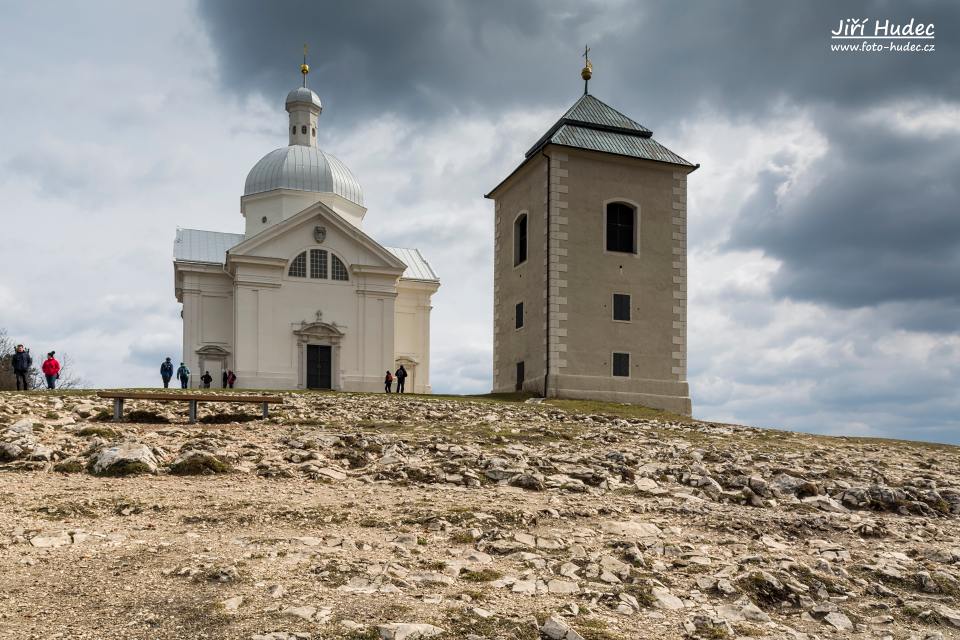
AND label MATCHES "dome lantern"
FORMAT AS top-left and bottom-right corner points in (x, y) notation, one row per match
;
(286, 46), (322, 147)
